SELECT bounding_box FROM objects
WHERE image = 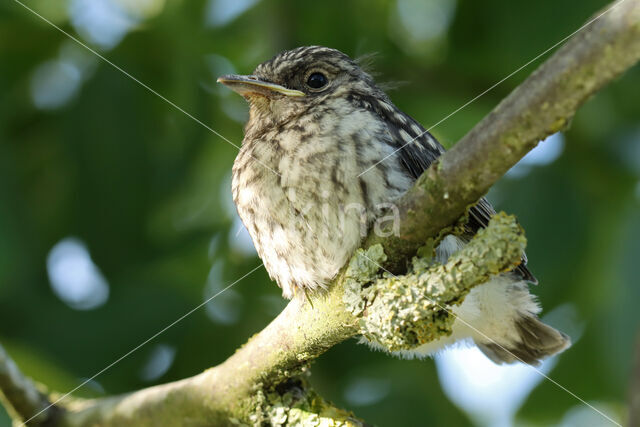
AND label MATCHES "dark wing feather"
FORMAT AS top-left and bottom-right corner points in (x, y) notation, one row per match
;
(376, 104), (537, 284)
